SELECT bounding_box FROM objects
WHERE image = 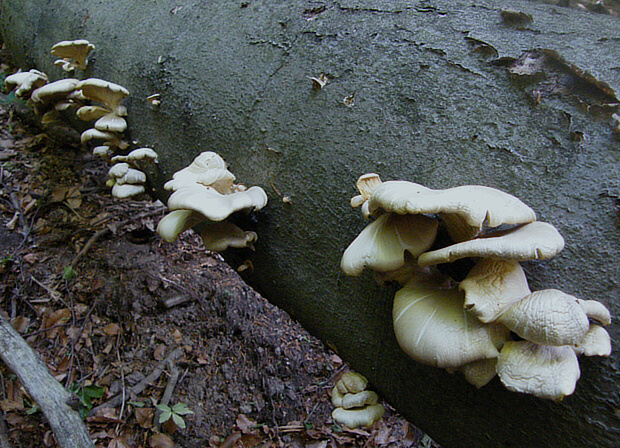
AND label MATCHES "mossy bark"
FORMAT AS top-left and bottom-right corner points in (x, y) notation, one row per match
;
(2, 1), (619, 446)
